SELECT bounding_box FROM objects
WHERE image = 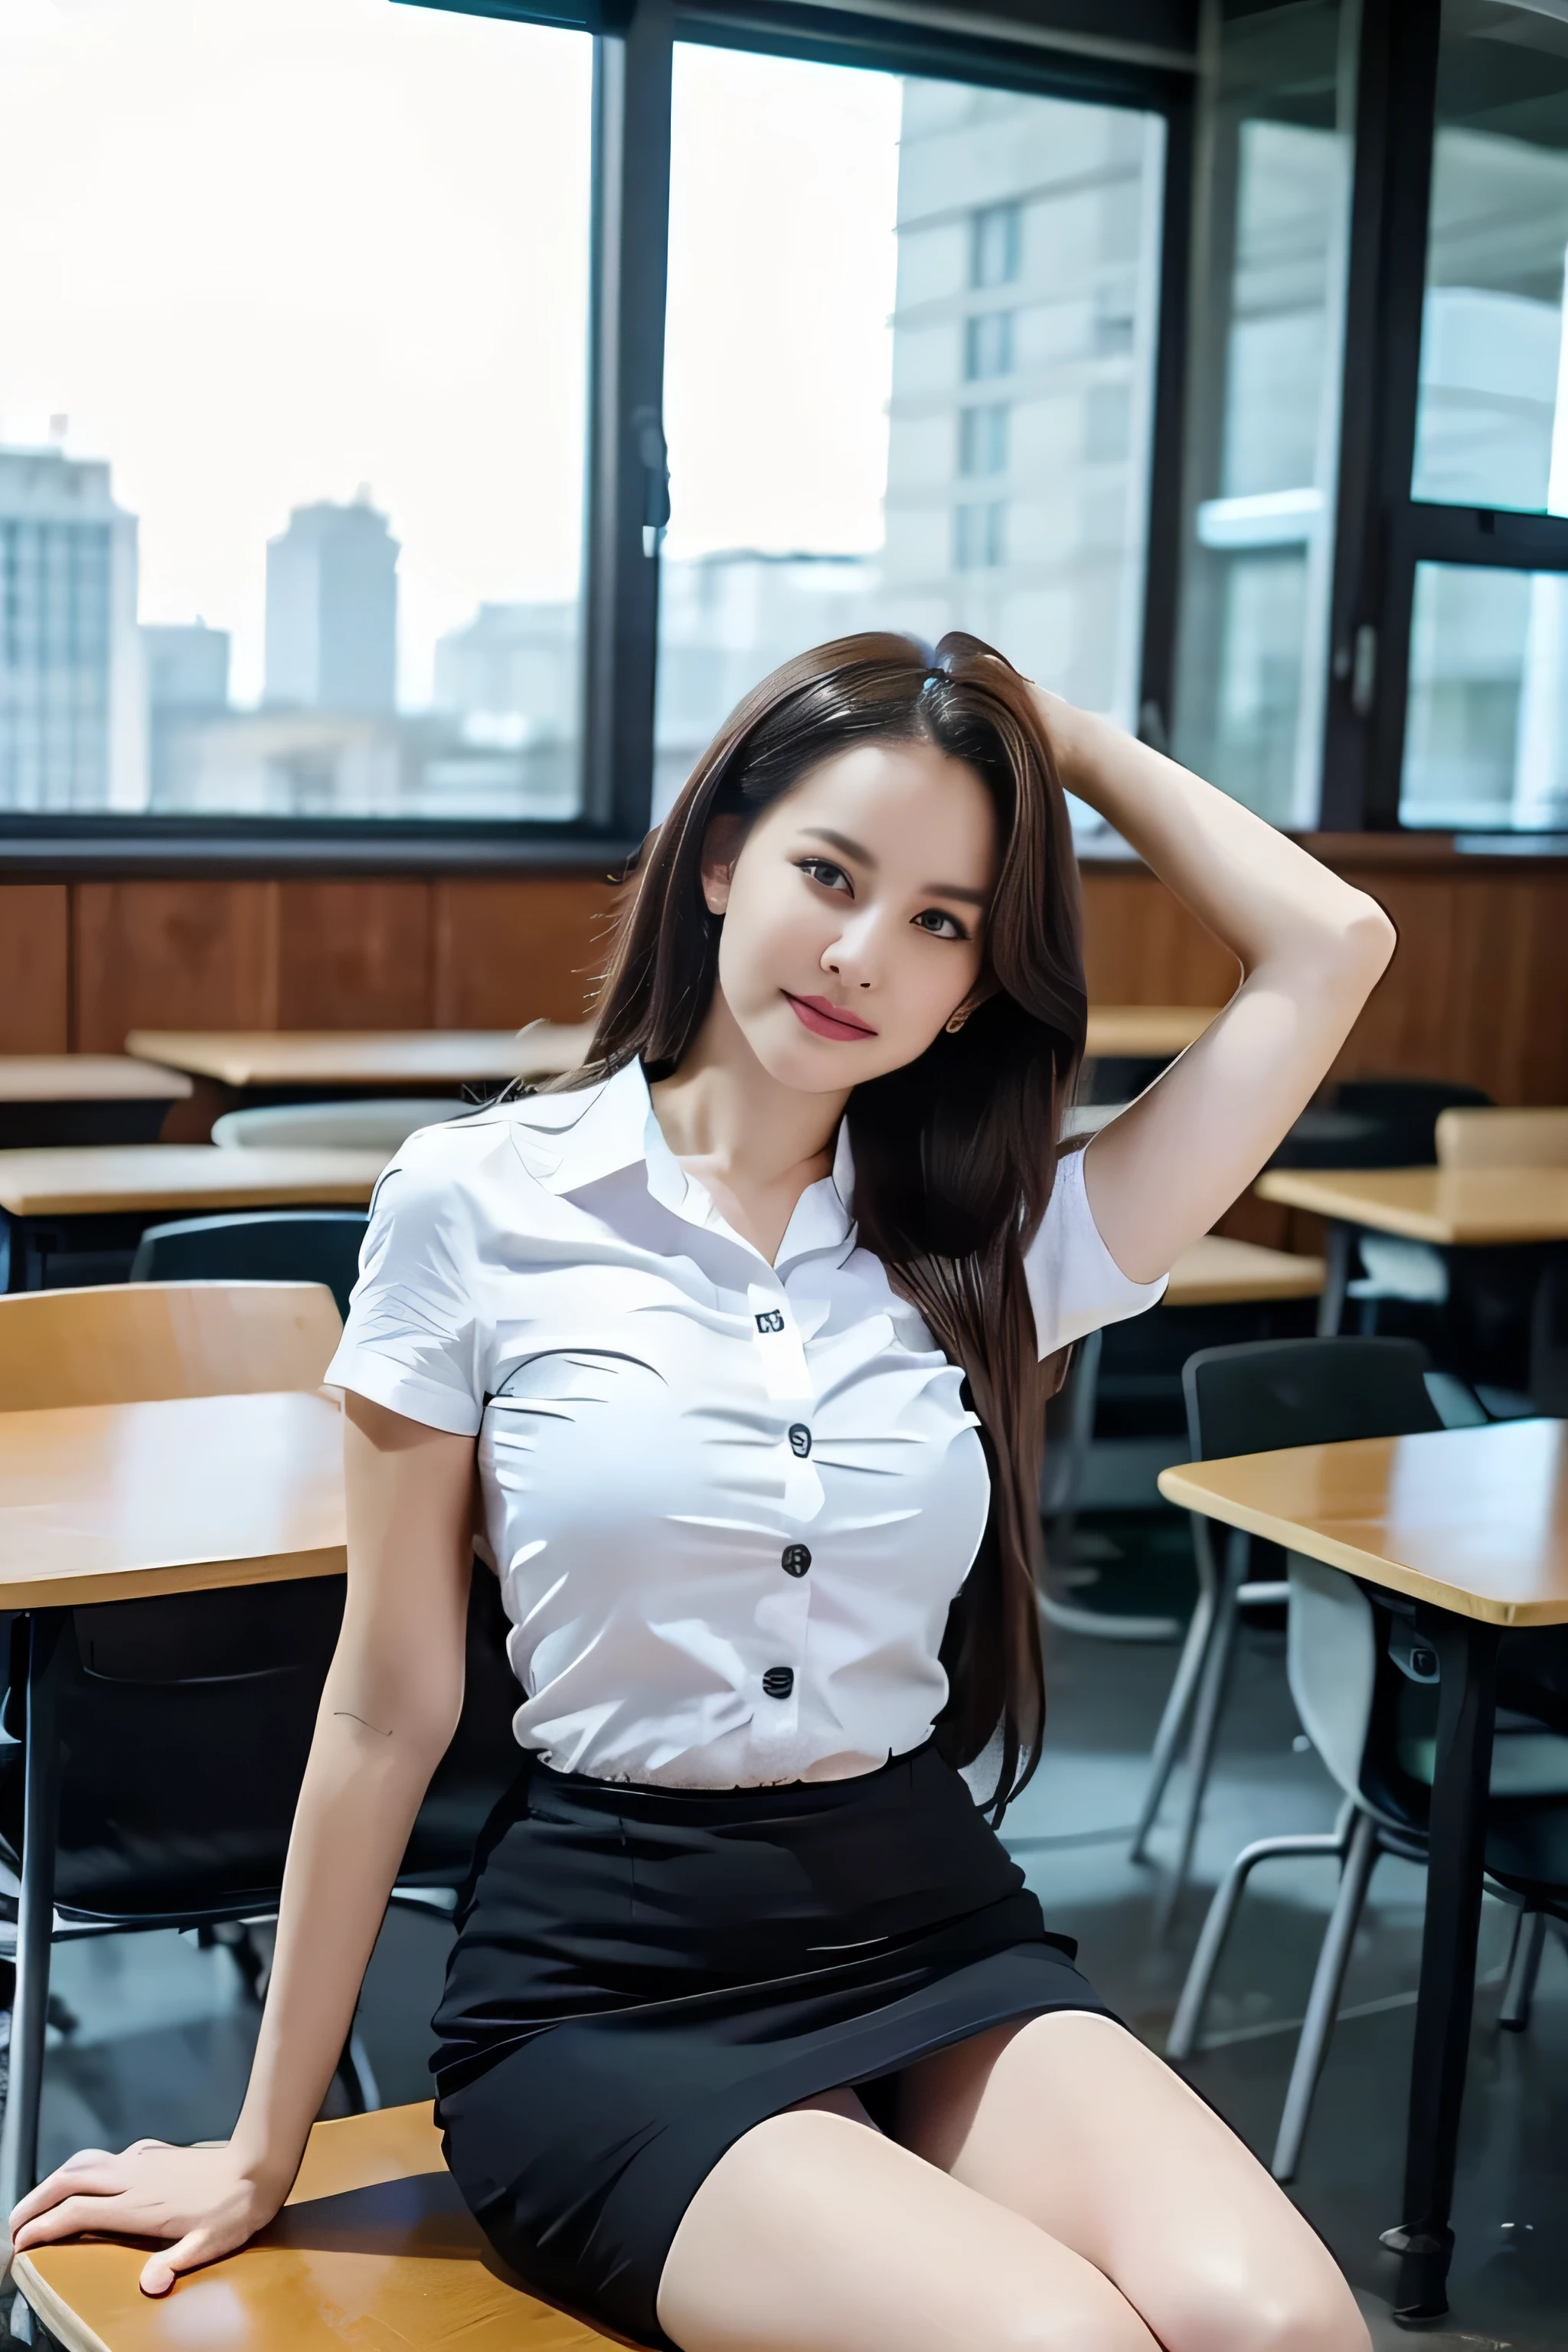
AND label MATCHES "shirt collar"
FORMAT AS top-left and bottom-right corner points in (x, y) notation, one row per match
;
(510, 1056), (856, 1254)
